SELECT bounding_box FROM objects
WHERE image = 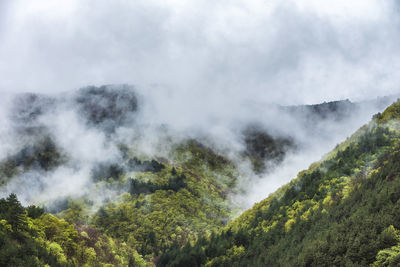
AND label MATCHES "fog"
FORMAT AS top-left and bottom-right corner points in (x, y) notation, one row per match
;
(1, 0), (400, 104)
(0, 0), (400, 210)
(0, 86), (395, 212)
